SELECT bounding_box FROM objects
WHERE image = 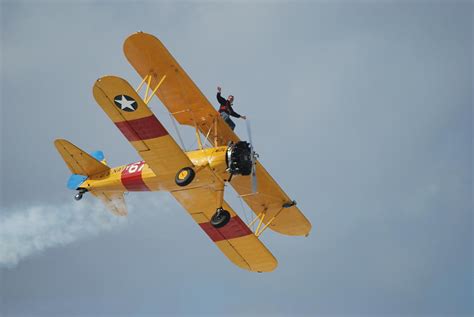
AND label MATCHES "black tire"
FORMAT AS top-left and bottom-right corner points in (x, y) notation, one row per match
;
(211, 209), (231, 228)
(175, 167), (195, 187)
(74, 193), (83, 201)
